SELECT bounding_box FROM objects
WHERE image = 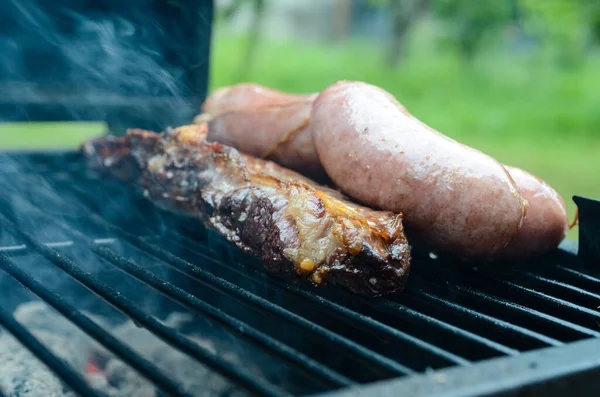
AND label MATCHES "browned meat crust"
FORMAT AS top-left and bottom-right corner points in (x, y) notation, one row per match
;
(79, 124), (411, 297)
